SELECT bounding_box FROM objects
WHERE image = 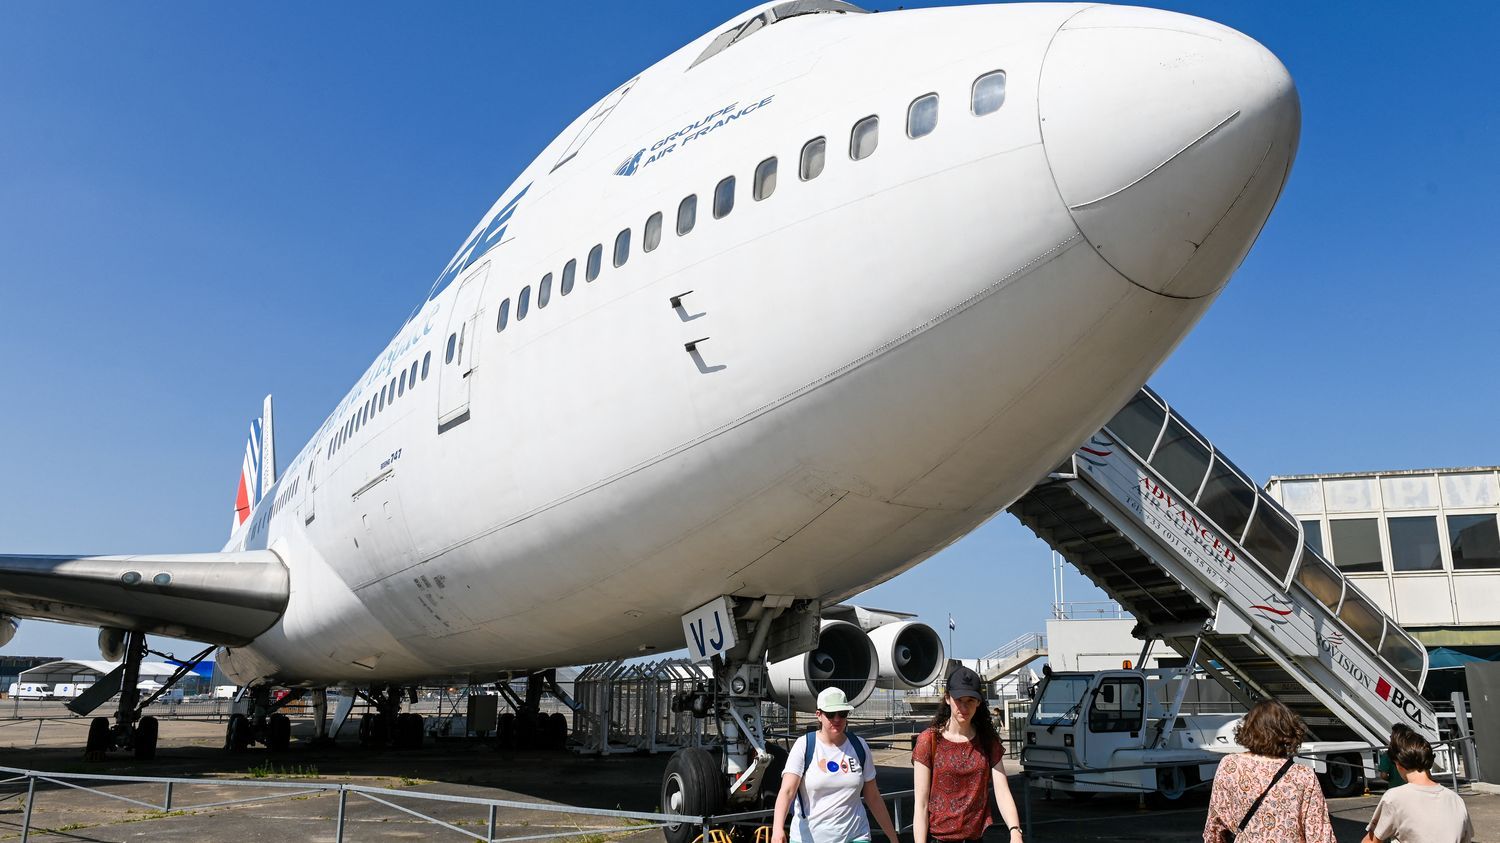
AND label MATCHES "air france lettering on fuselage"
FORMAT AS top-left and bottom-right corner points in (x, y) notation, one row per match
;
(618, 96), (776, 175)
(426, 183), (532, 300)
